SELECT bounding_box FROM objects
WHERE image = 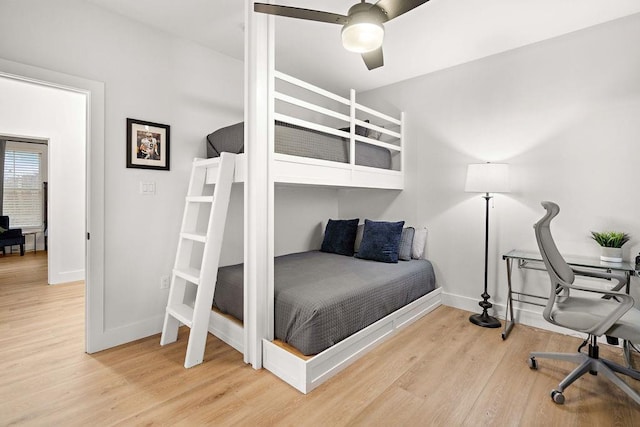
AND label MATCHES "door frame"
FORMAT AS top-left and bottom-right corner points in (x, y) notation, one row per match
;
(0, 57), (105, 353)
